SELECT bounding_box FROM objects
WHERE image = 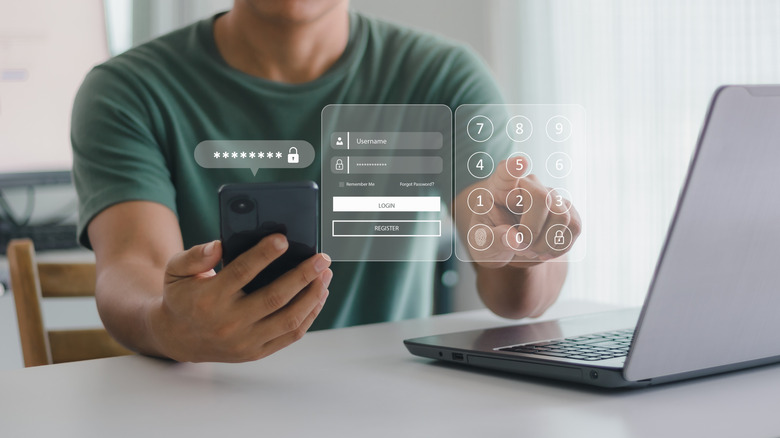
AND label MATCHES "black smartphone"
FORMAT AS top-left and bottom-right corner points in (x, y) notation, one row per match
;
(219, 181), (319, 293)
